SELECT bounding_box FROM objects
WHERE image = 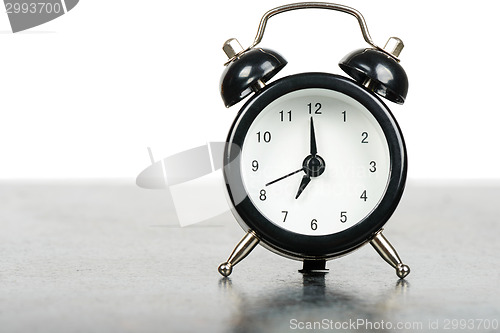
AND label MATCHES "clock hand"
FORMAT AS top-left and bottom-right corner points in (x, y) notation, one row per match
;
(295, 174), (311, 199)
(295, 117), (326, 199)
(310, 116), (317, 156)
(267, 118), (322, 195)
(265, 167), (304, 186)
